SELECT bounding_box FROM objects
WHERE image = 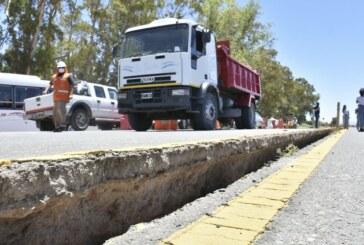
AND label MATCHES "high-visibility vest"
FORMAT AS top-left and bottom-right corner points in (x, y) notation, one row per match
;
(52, 73), (71, 102)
